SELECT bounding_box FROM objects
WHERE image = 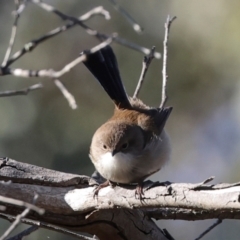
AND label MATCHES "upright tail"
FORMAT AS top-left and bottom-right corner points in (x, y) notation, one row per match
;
(82, 46), (132, 109)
